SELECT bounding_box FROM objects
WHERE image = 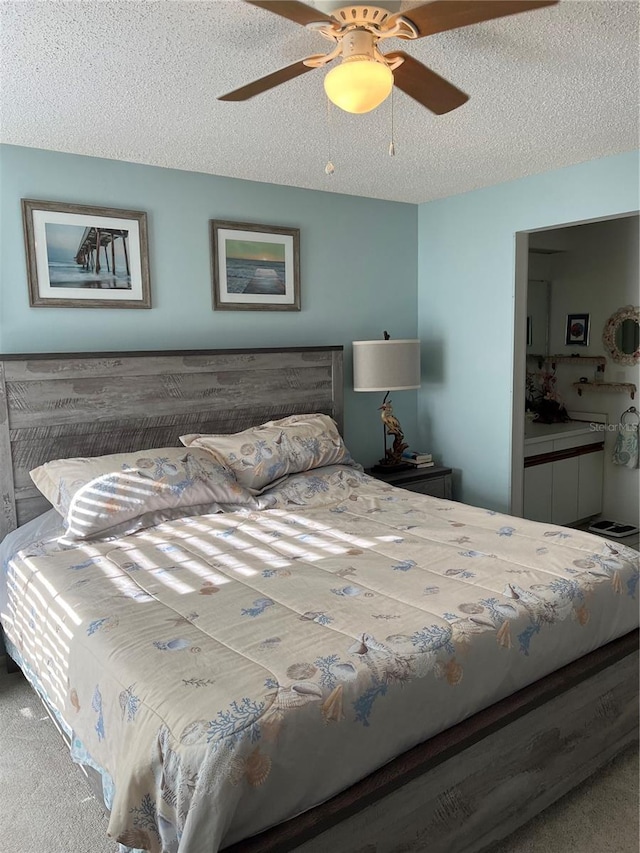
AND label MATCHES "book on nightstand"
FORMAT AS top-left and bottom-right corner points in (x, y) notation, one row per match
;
(402, 451), (433, 466)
